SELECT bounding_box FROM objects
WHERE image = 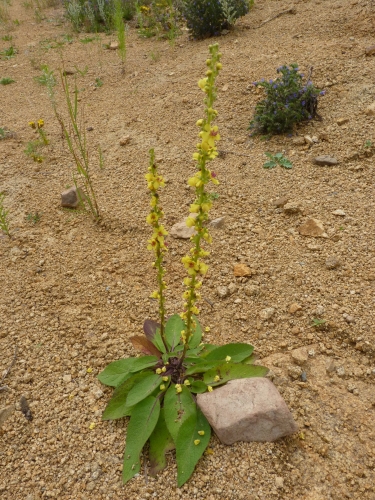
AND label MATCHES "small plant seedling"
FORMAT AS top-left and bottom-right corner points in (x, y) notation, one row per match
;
(26, 212), (41, 224)
(364, 140), (372, 149)
(0, 46), (17, 60)
(2, 35), (12, 41)
(0, 192), (11, 237)
(74, 65), (88, 76)
(80, 35), (98, 44)
(0, 77), (14, 85)
(94, 77), (103, 88)
(208, 192), (219, 200)
(263, 152), (292, 169)
(311, 318), (326, 329)
(34, 65), (56, 87)
(150, 50), (160, 62)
